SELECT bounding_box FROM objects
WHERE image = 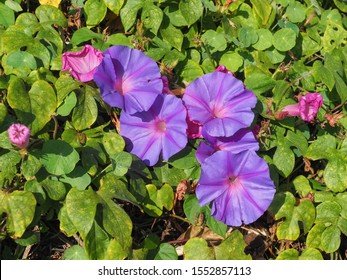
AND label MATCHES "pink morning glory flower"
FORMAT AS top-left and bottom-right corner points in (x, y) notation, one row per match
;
(62, 44), (103, 82)
(94, 46), (163, 114)
(196, 128), (259, 164)
(183, 72), (257, 138)
(282, 92), (323, 122)
(186, 111), (203, 139)
(196, 150), (276, 226)
(119, 94), (187, 166)
(215, 65), (233, 75)
(8, 123), (31, 149)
